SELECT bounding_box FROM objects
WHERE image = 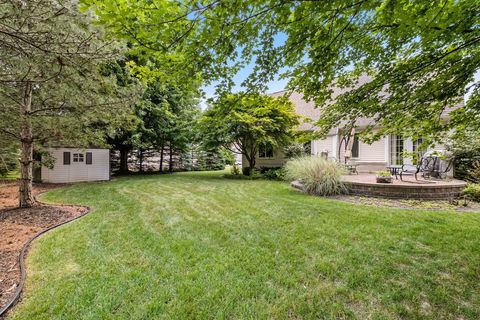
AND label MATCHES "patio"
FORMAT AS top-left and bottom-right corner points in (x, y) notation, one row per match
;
(342, 173), (467, 200)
